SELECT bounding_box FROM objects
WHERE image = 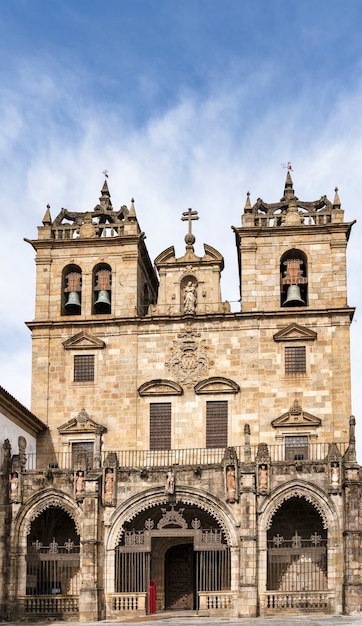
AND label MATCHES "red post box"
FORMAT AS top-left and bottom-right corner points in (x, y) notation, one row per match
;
(149, 579), (156, 614)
